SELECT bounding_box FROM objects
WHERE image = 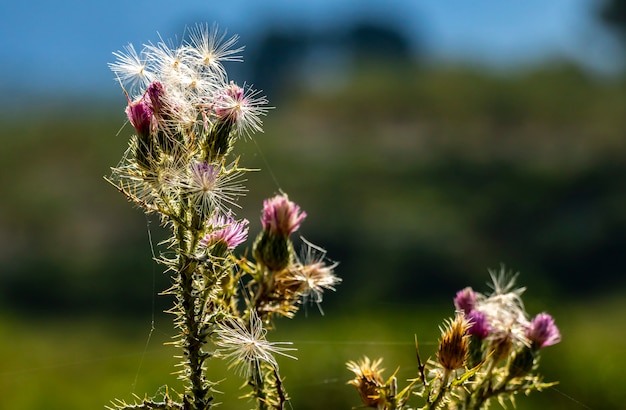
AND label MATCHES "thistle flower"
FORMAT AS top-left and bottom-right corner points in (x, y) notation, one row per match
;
(144, 79), (196, 136)
(437, 312), (470, 372)
(185, 23), (244, 80)
(466, 309), (490, 339)
(109, 43), (154, 97)
(526, 312), (561, 349)
(454, 287), (477, 313)
(346, 357), (386, 409)
(474, 269), (530, 350)
(213, 81), (269, 138)
(146, 81), (167, 114)
(254, 194), (307, 271)
(182, 161), (246, 218)
(465, 309), (490, 368)
(274, 239), (340, 310)
(214, 310), (297, 378)
(108, 26), (282, 410)
(110, 26), (251, 139)
(125, 95), (153, 138)
(261, 193), (307, 237)
(145, 39), (193, 89)
(200, 214), (249, 251)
